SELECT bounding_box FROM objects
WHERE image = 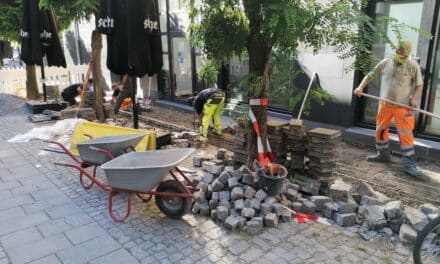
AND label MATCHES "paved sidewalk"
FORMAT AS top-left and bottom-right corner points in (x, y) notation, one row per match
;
(0, 106), (413, 263)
